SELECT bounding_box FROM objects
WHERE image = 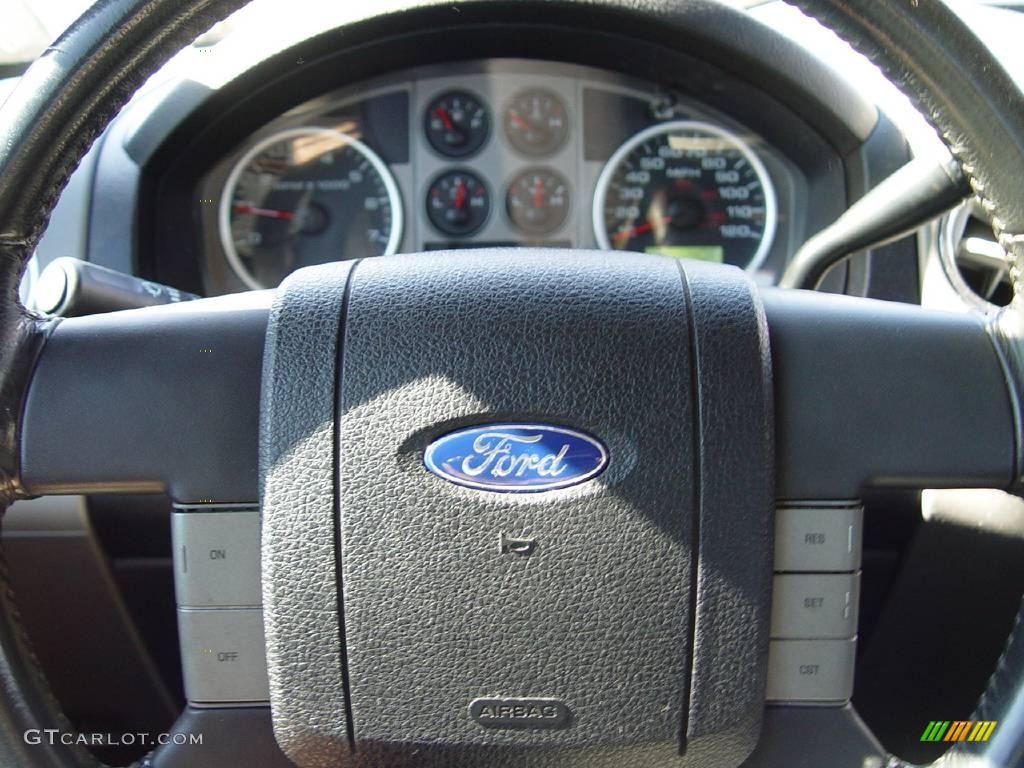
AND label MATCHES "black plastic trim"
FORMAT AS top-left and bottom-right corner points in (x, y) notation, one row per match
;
(765, 288), (1016, 498)
(20, 292), (270, 503)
